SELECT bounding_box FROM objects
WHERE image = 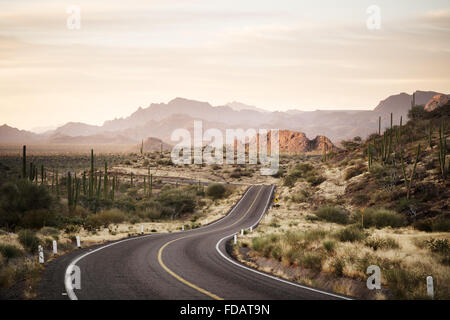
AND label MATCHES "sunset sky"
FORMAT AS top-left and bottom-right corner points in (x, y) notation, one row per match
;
(1, 0), (449, 131)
